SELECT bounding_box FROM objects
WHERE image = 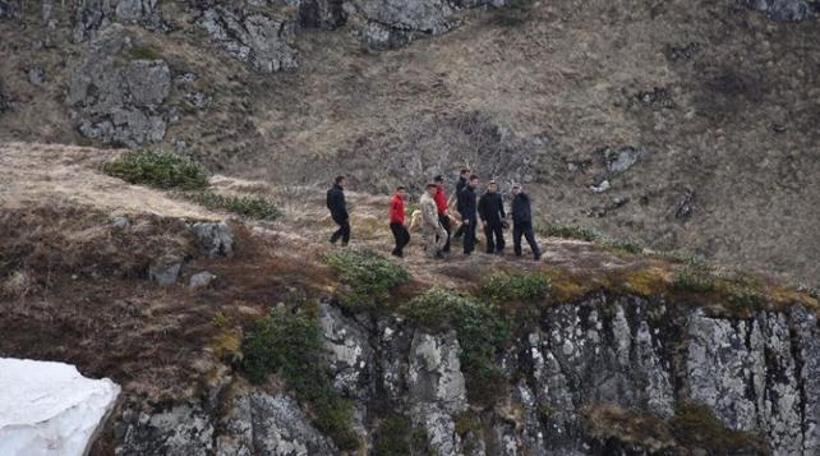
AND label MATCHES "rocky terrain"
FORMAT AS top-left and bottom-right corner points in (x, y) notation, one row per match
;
(0, 0), (818, 286)
(0, 143), (818, 455)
